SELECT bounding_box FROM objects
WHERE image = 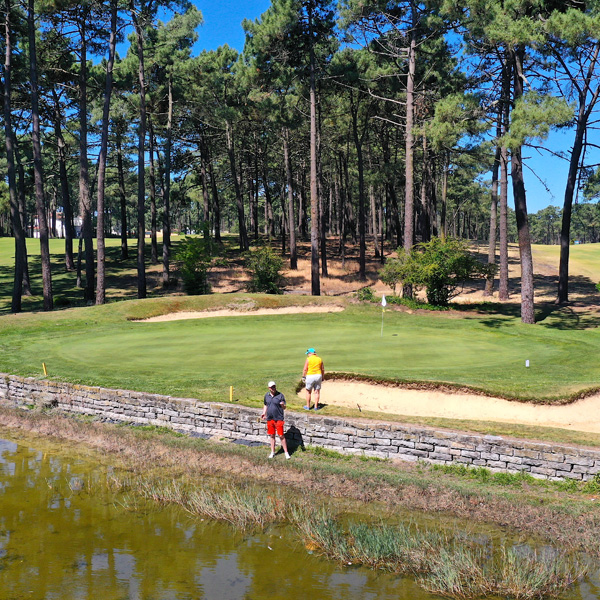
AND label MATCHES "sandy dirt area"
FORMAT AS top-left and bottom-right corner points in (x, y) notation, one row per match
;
(312, 381), (600, 434)
(140, 305), (344, 322)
